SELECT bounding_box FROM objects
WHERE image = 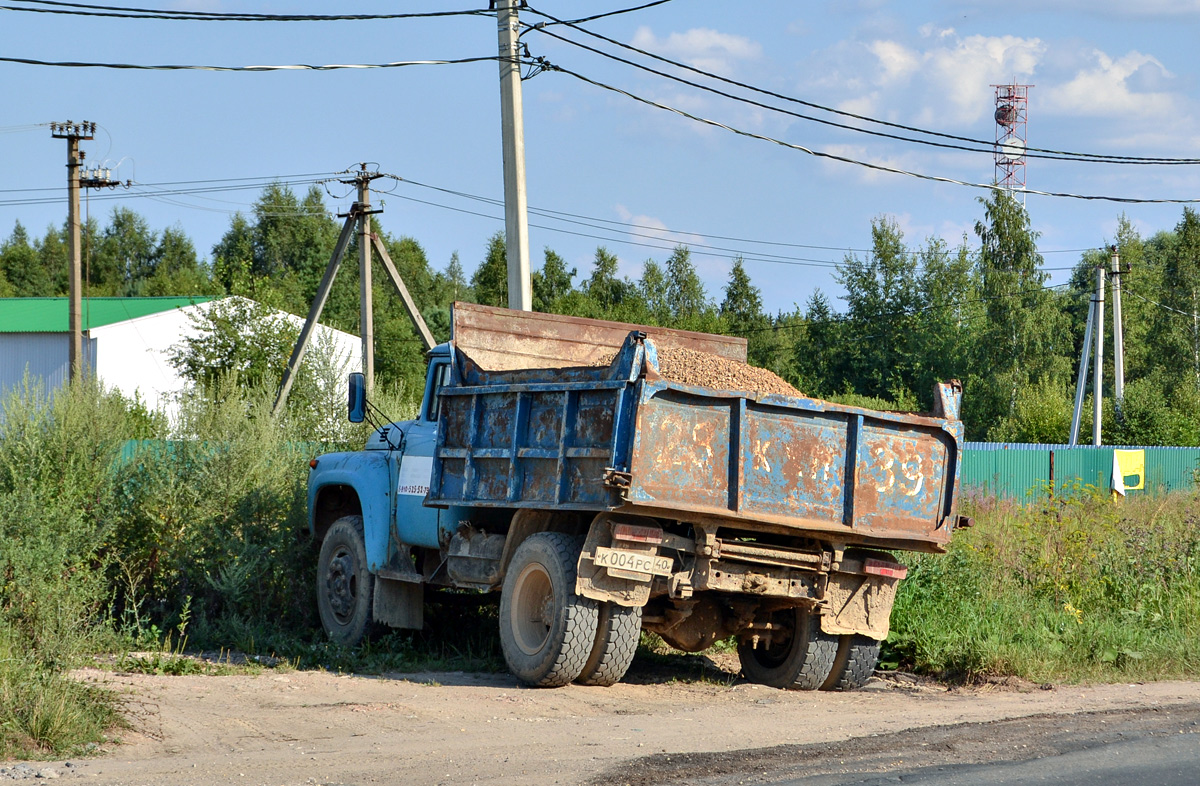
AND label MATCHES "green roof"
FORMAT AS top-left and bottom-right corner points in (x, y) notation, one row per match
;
(0, 297), (214, 333)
